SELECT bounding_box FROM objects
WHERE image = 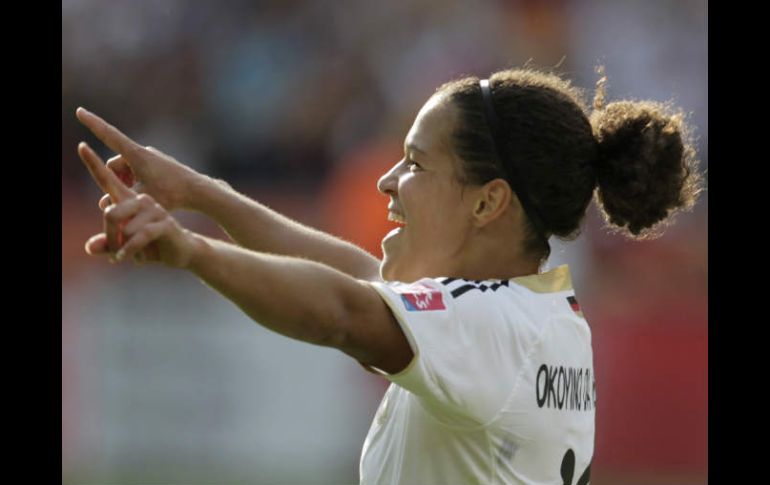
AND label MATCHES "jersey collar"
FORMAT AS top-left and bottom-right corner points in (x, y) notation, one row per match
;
(510, 264), (573, 293)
